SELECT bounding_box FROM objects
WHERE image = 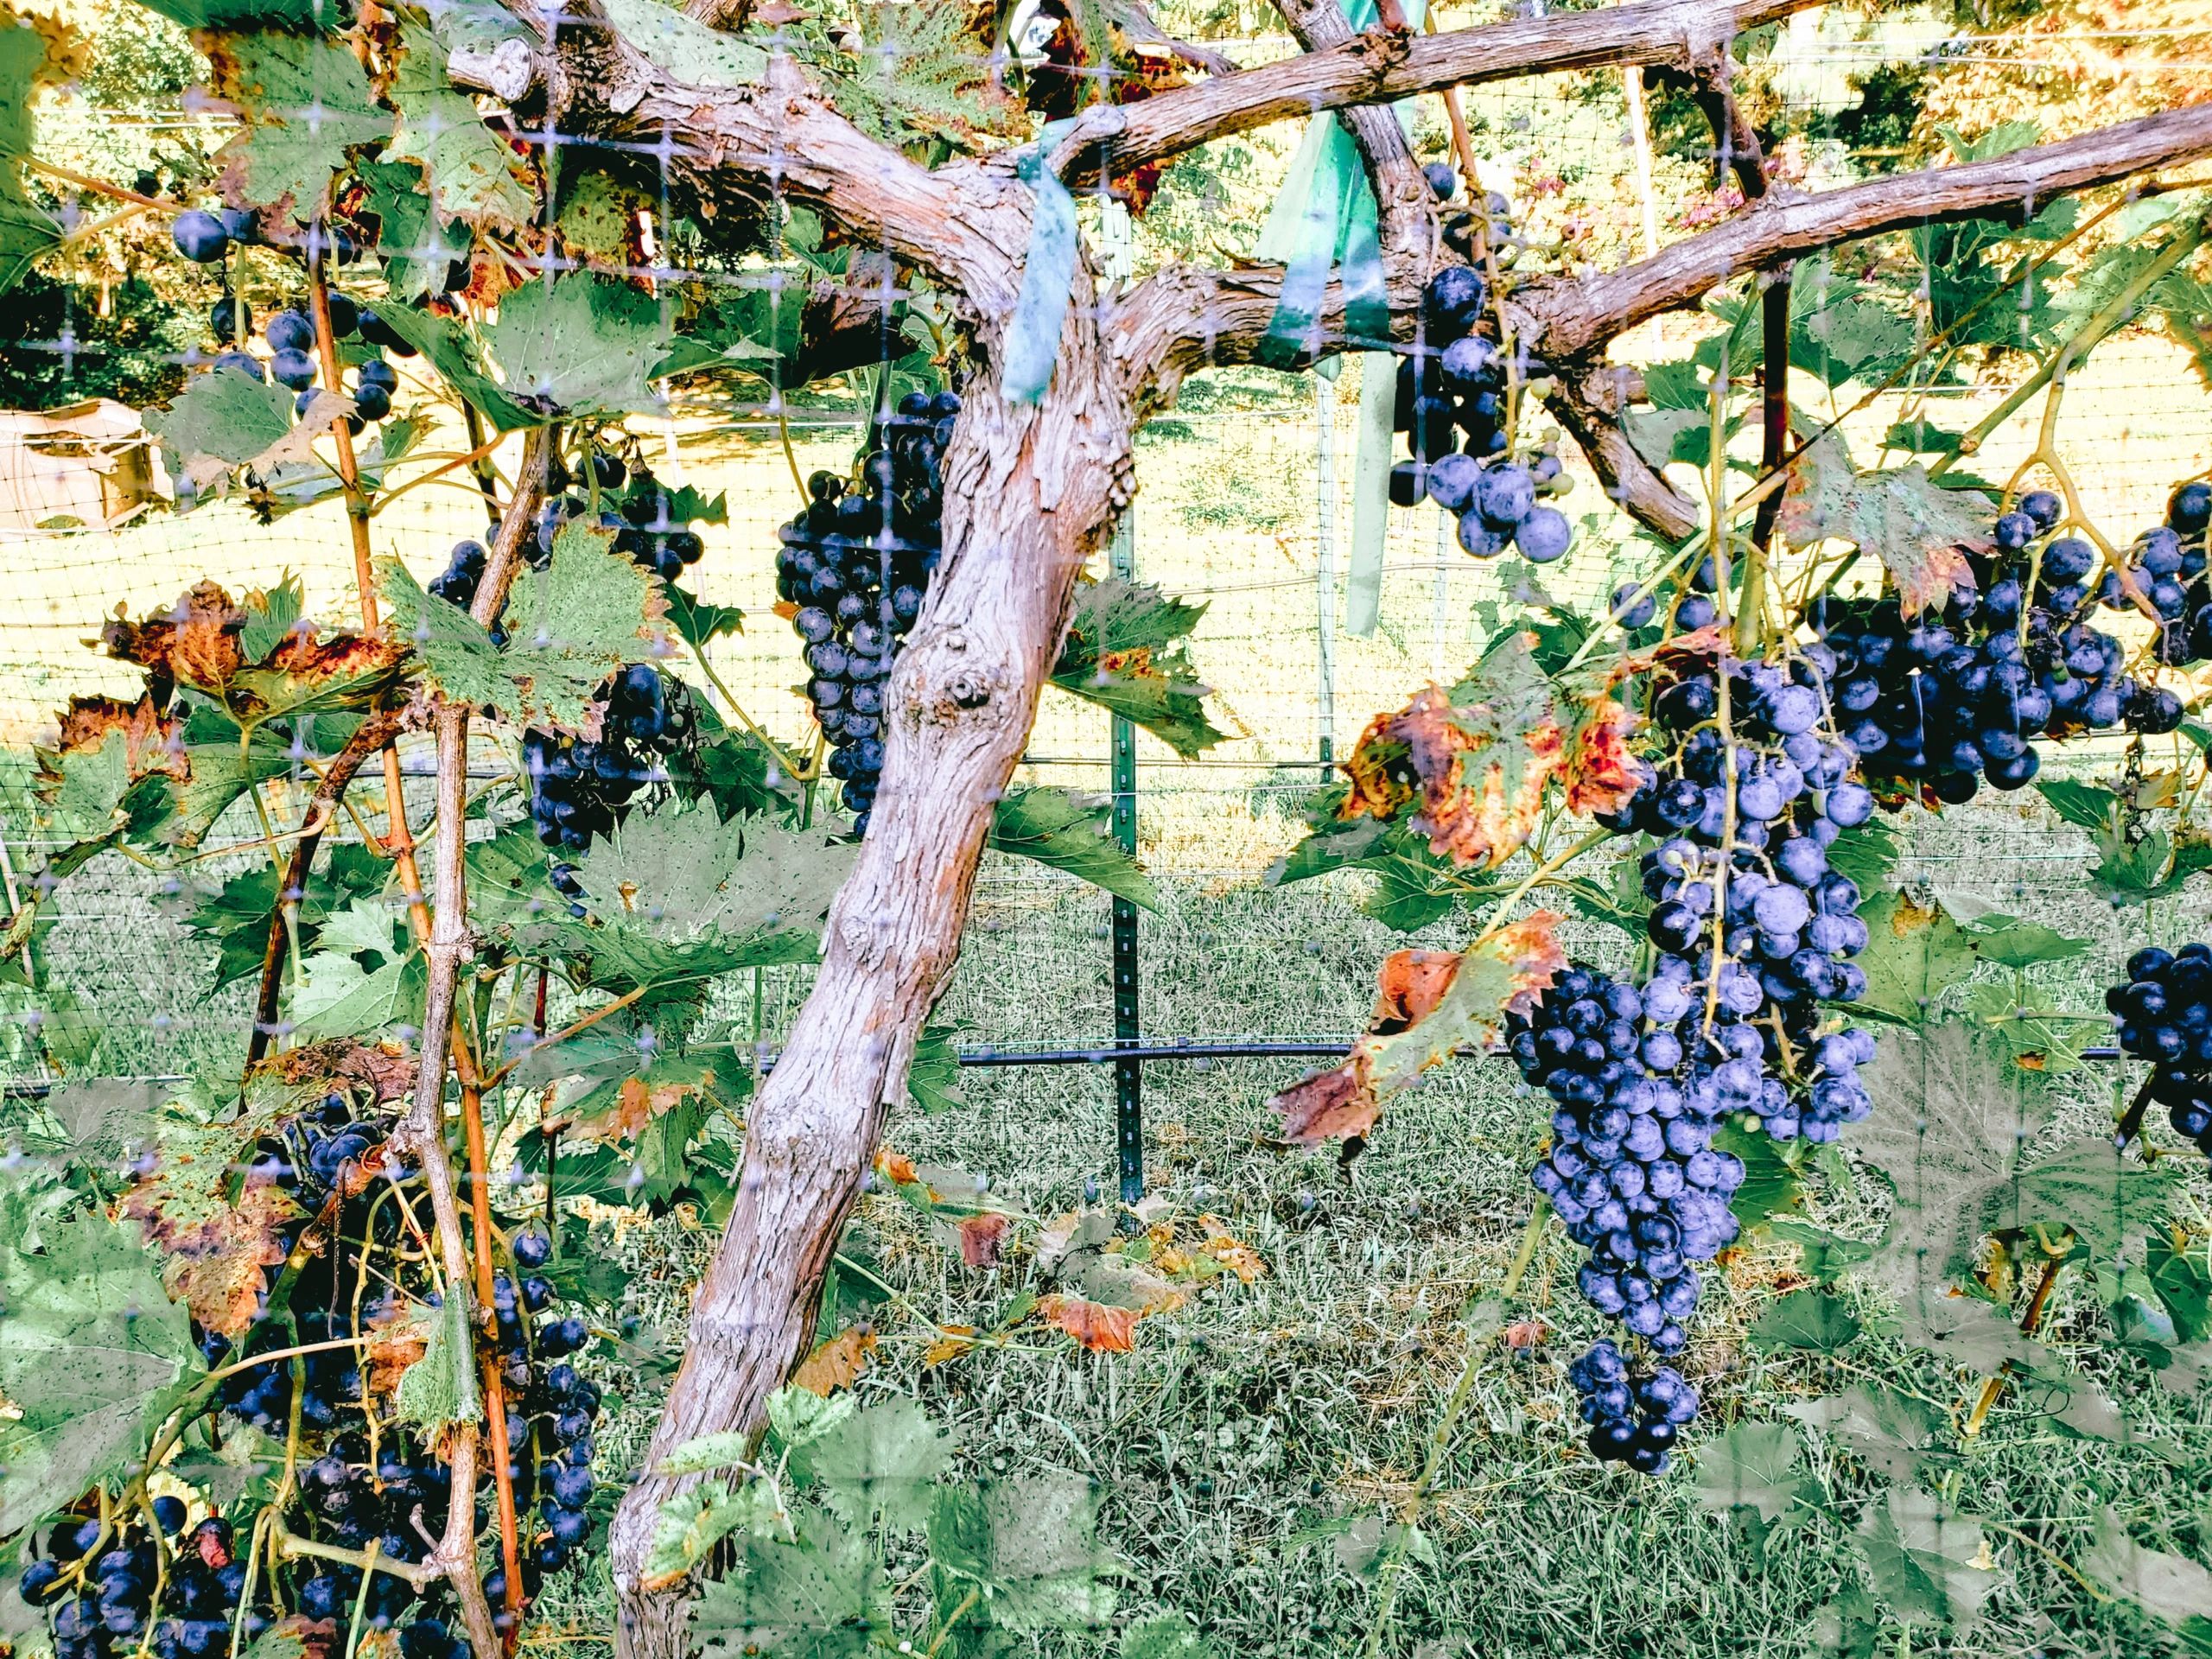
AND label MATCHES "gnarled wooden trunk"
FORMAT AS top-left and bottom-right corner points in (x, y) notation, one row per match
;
(606, 318), (1132, 1659)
